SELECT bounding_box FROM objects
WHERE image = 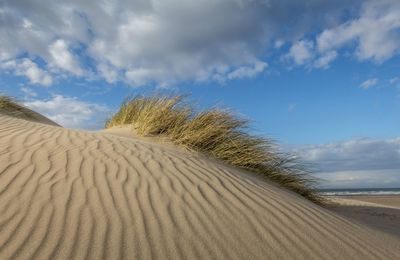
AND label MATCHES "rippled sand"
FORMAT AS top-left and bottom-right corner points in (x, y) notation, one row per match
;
(0, 114), (399, 259)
